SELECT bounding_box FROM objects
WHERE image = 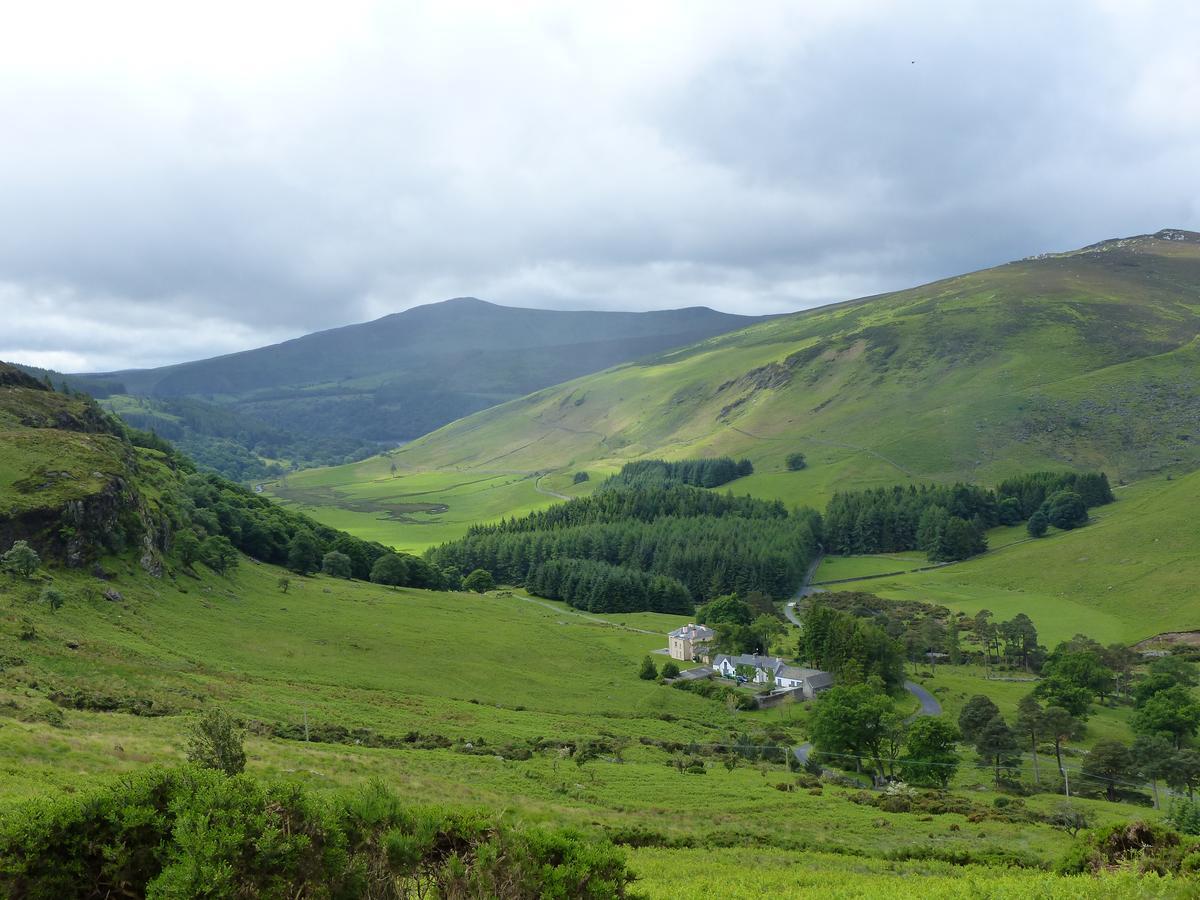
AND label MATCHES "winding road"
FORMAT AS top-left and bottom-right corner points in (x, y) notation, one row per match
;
(533, 473), (570, 501)
(787, 573), (943, 766)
